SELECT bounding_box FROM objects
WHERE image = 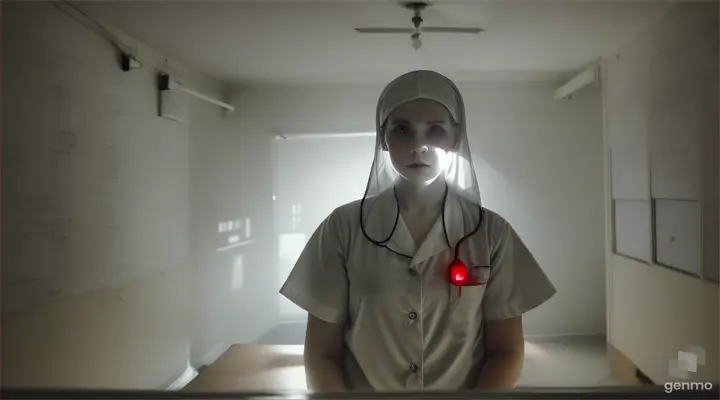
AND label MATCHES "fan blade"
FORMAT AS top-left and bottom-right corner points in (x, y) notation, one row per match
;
(355, 28), (416, 34)
(421, 27), (484, 34)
